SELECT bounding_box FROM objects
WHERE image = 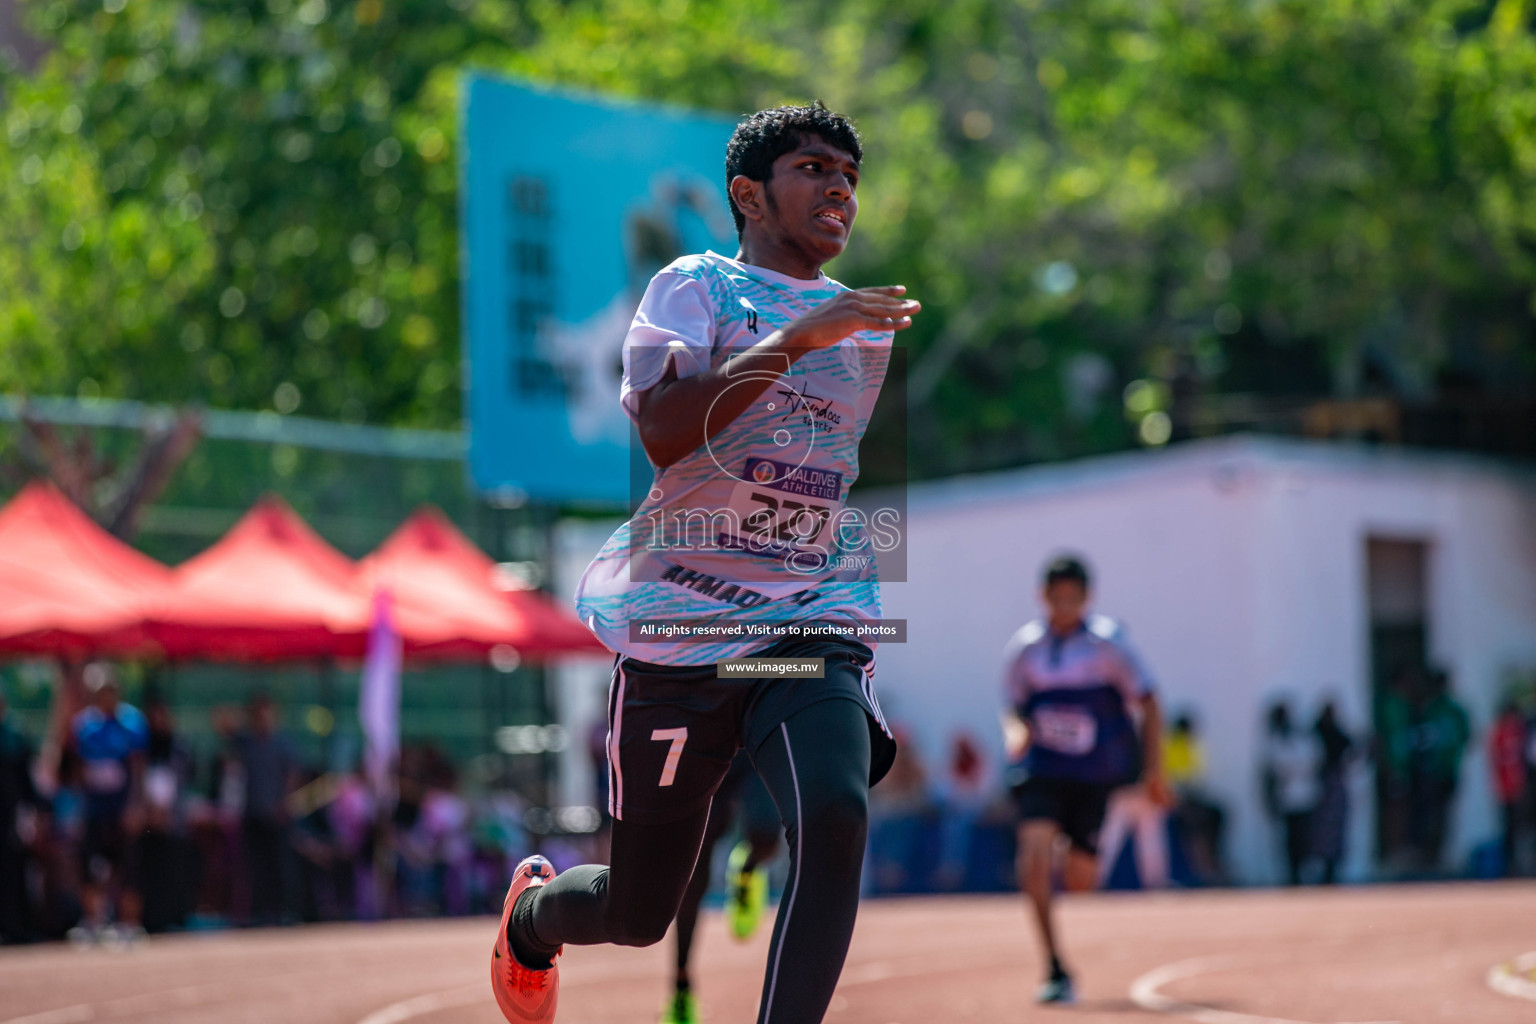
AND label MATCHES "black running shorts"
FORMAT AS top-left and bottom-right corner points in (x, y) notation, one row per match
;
(604, 637), (896, 825)
(1012, 776), (1116, 856)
